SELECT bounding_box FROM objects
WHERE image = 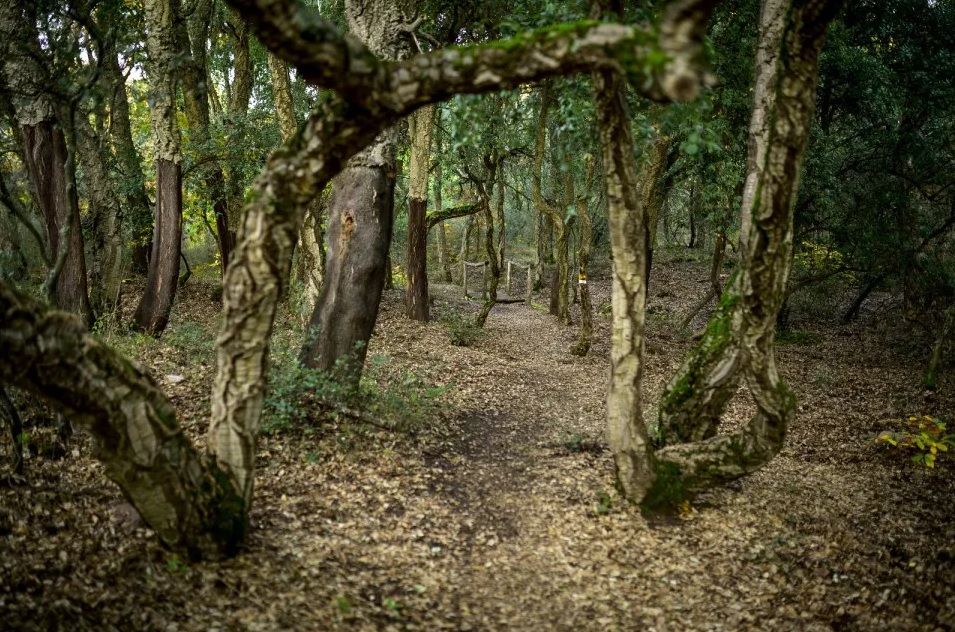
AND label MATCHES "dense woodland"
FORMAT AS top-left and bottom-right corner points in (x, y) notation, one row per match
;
(0, 0), (953, 628)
